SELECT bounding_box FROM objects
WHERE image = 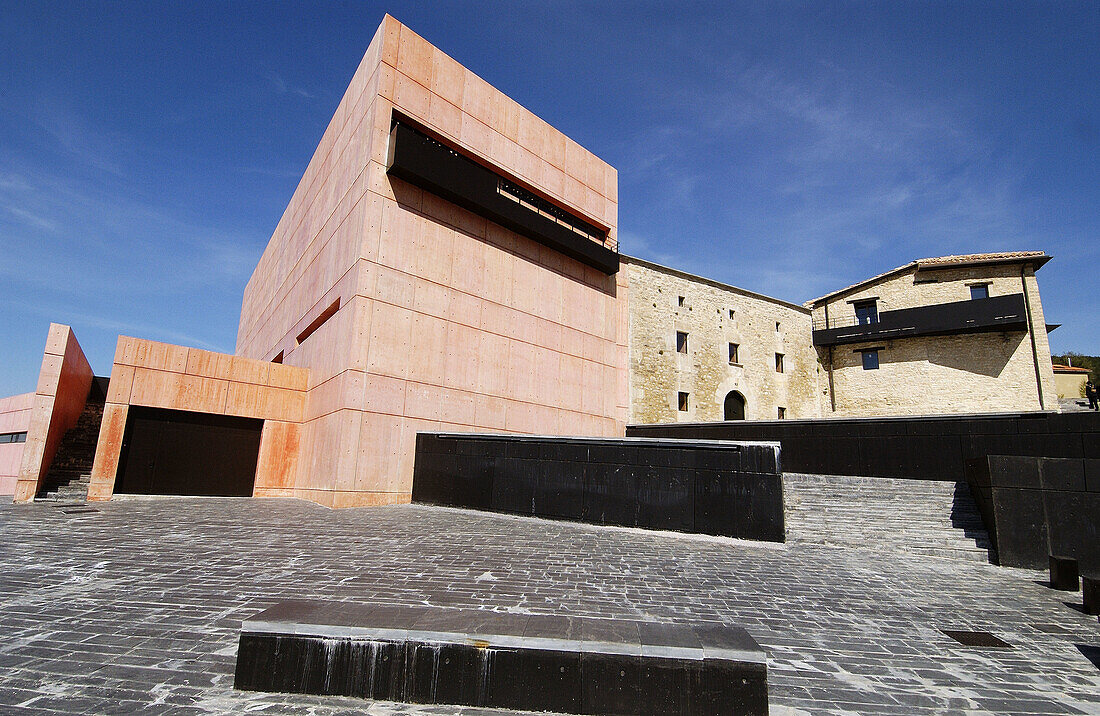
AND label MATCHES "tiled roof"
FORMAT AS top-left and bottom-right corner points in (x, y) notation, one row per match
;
(808, 251), (1051, 306)
(1052, 364), (1091, 373)
(914, 251), (1048, 268)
